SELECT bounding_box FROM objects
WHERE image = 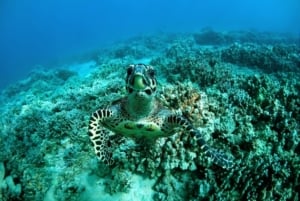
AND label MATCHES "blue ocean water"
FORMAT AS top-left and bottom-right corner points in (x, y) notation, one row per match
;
(0, 0), (299, 89)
